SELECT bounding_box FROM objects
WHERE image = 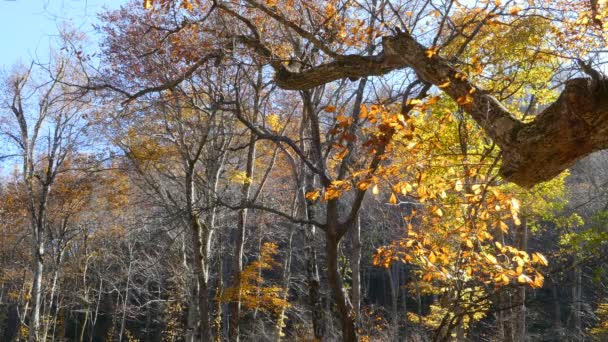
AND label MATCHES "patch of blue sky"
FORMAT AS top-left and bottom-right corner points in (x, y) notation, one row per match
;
(0, 0), (126, 70)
